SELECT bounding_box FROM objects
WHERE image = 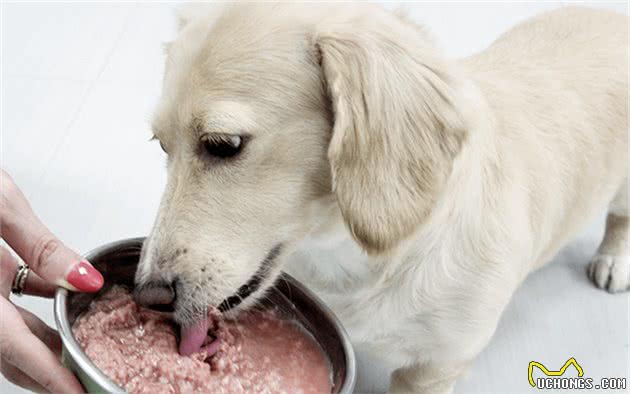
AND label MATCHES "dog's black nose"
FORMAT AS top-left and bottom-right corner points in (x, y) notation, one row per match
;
(134, 280), (176, 313)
